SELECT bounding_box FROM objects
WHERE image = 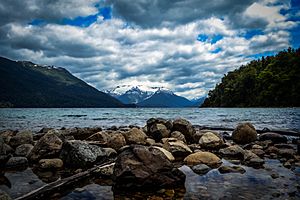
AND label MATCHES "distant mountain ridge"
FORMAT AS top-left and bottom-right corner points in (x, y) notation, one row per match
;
(105, 85), (205, 107)
(0, 56), (124, 108)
